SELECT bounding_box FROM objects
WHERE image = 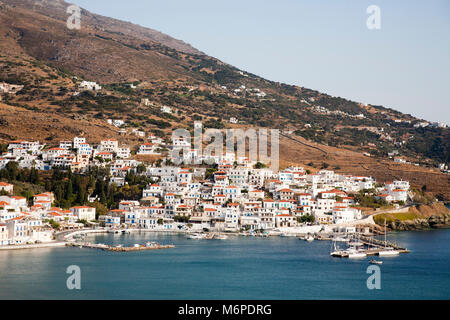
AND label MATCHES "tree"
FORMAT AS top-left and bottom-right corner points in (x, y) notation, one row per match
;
(297, 214), (315, 223)
(48, 219), (60, 230)
(254, 162), (266, 169)
(76, 219), (89, 227)
(90, 201), (108, 218)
